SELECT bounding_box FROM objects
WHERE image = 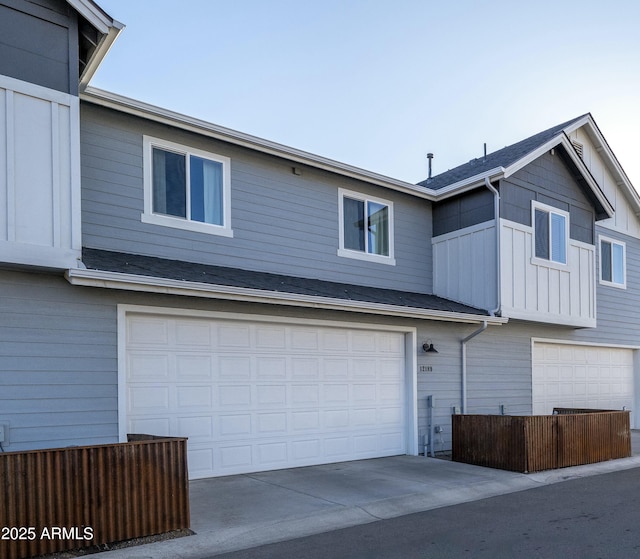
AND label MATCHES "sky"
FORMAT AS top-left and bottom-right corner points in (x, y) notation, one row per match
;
(92, 0), (640, 189)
